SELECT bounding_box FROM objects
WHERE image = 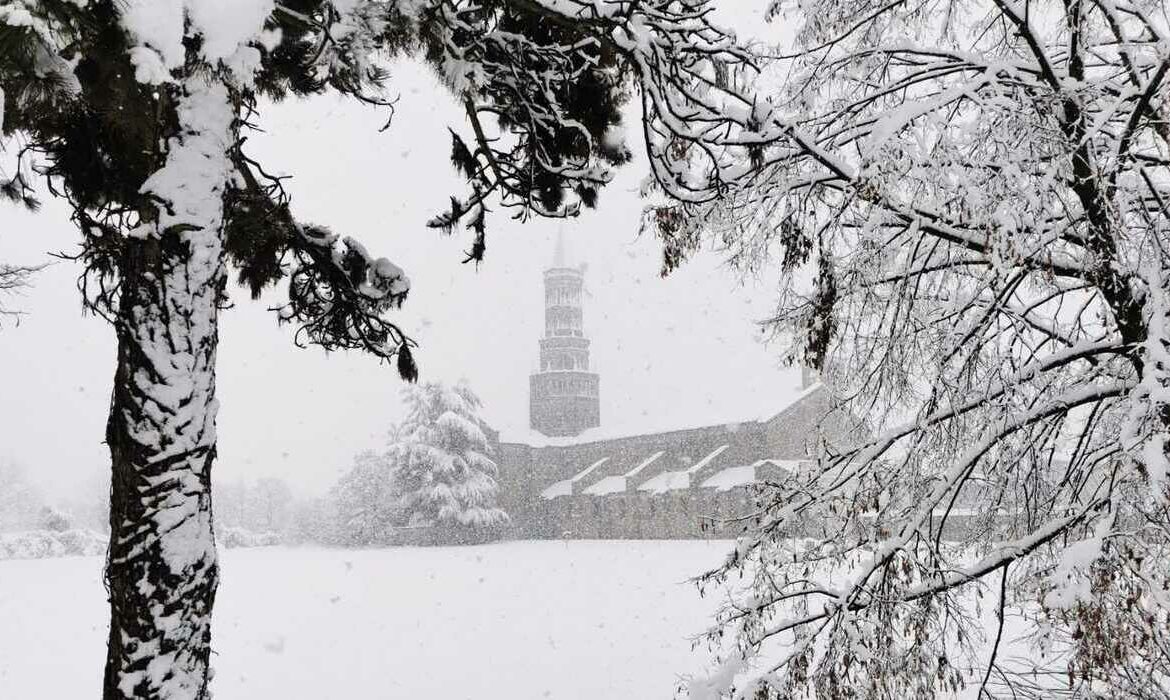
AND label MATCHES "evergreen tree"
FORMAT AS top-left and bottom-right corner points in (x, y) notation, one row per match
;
(391, 381), (508, 538)
(1, 1), (764, 696)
